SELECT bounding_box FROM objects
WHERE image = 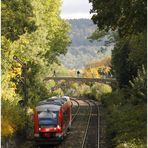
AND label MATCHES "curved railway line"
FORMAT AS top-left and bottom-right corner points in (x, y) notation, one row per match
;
(58, 99), (90, 148)
(58, 98), (99, 148)
(70, 98), (80, 123)
(82, 100), (99, 148)
(71, 99), (99, 148)
(81, 100), (92, 148)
